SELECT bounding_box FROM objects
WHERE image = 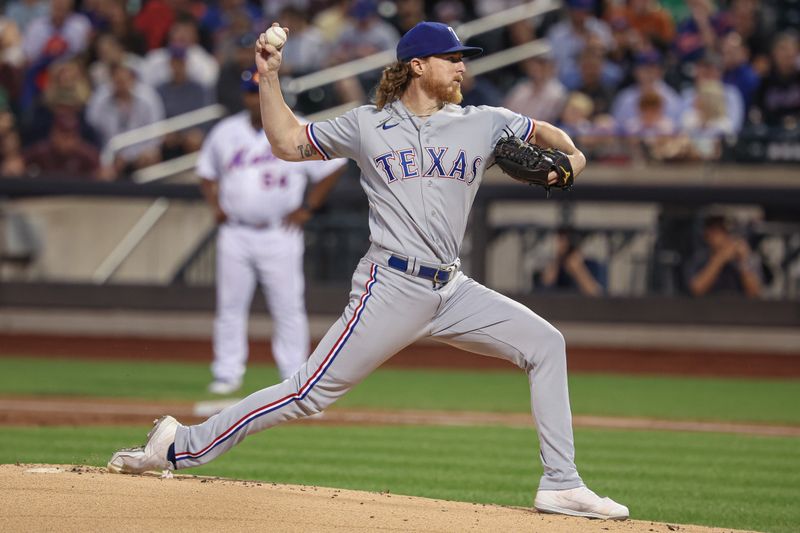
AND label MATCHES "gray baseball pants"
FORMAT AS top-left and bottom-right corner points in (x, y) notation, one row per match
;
(174, 246), (584, 490)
